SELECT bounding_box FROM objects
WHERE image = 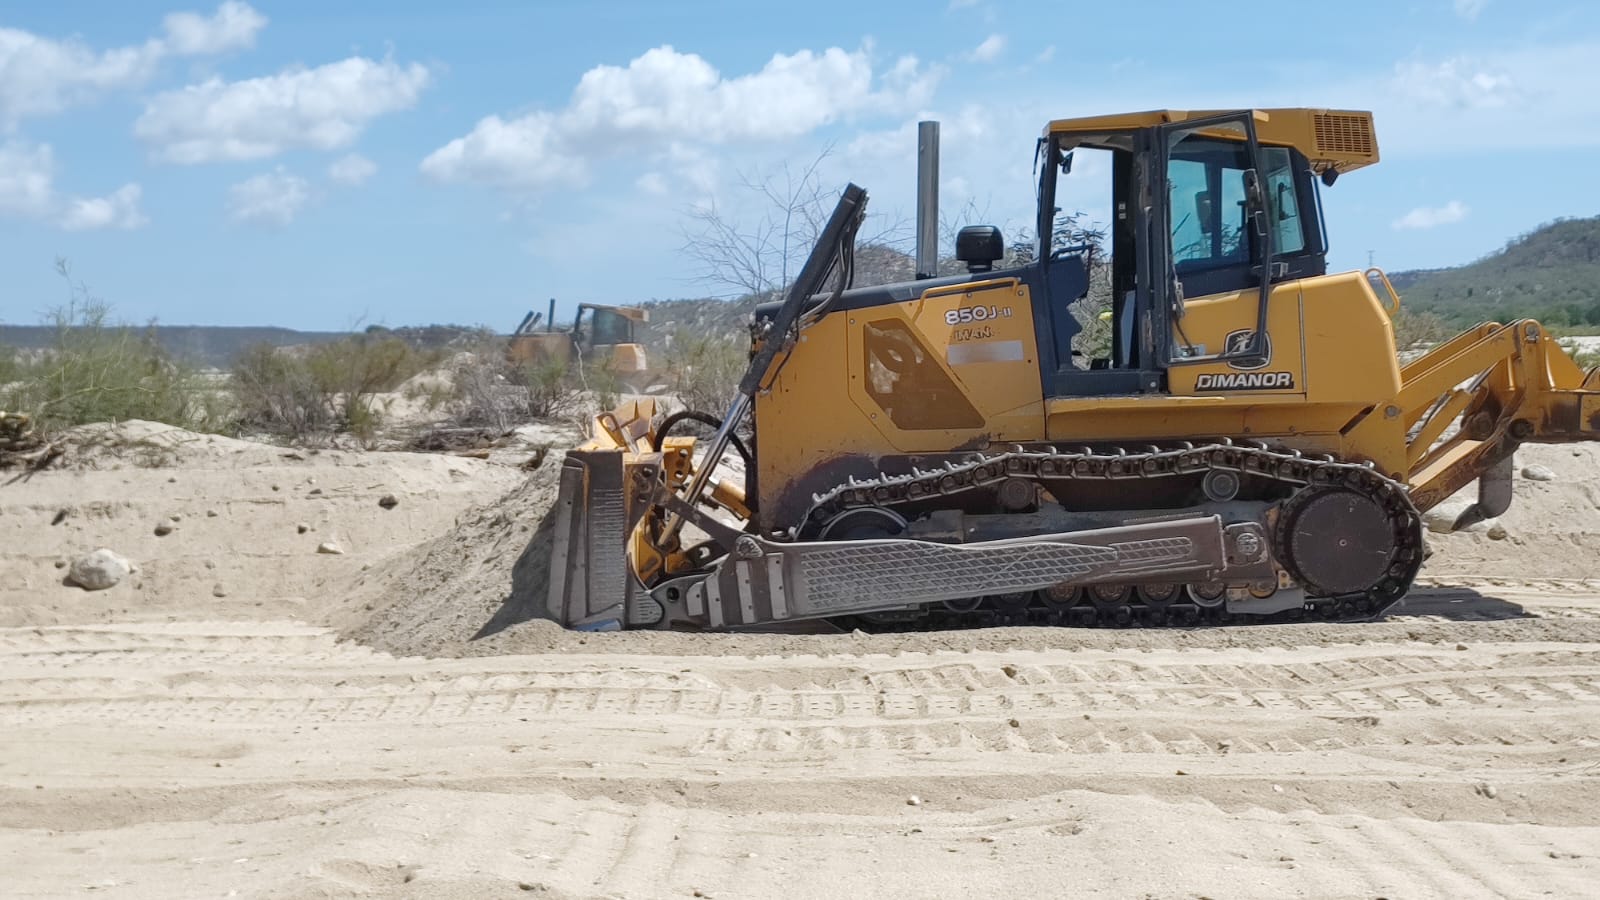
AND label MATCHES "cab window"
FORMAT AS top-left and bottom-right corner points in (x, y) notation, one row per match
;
(1165, 136), (1250, 271)
(1261, 147), (1305, 255)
